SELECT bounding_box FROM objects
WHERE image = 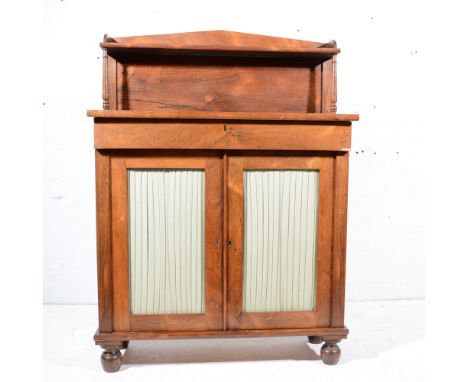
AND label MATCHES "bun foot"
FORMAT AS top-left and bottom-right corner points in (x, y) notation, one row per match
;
(308, 335), (322, 344)
(101, 347), (122, 373)
(320, 340), (341, 365)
